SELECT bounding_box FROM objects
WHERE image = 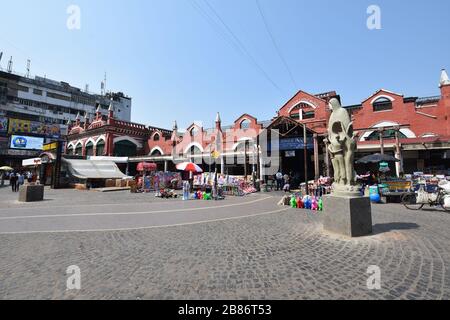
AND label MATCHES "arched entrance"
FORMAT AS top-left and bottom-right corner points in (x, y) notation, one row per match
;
(264, 116), (316, 188)
(74, 143), (83, 156)
(96, 140), (105, 156)
(85, 141), (94, 157)
(114, 140), (137, 157)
